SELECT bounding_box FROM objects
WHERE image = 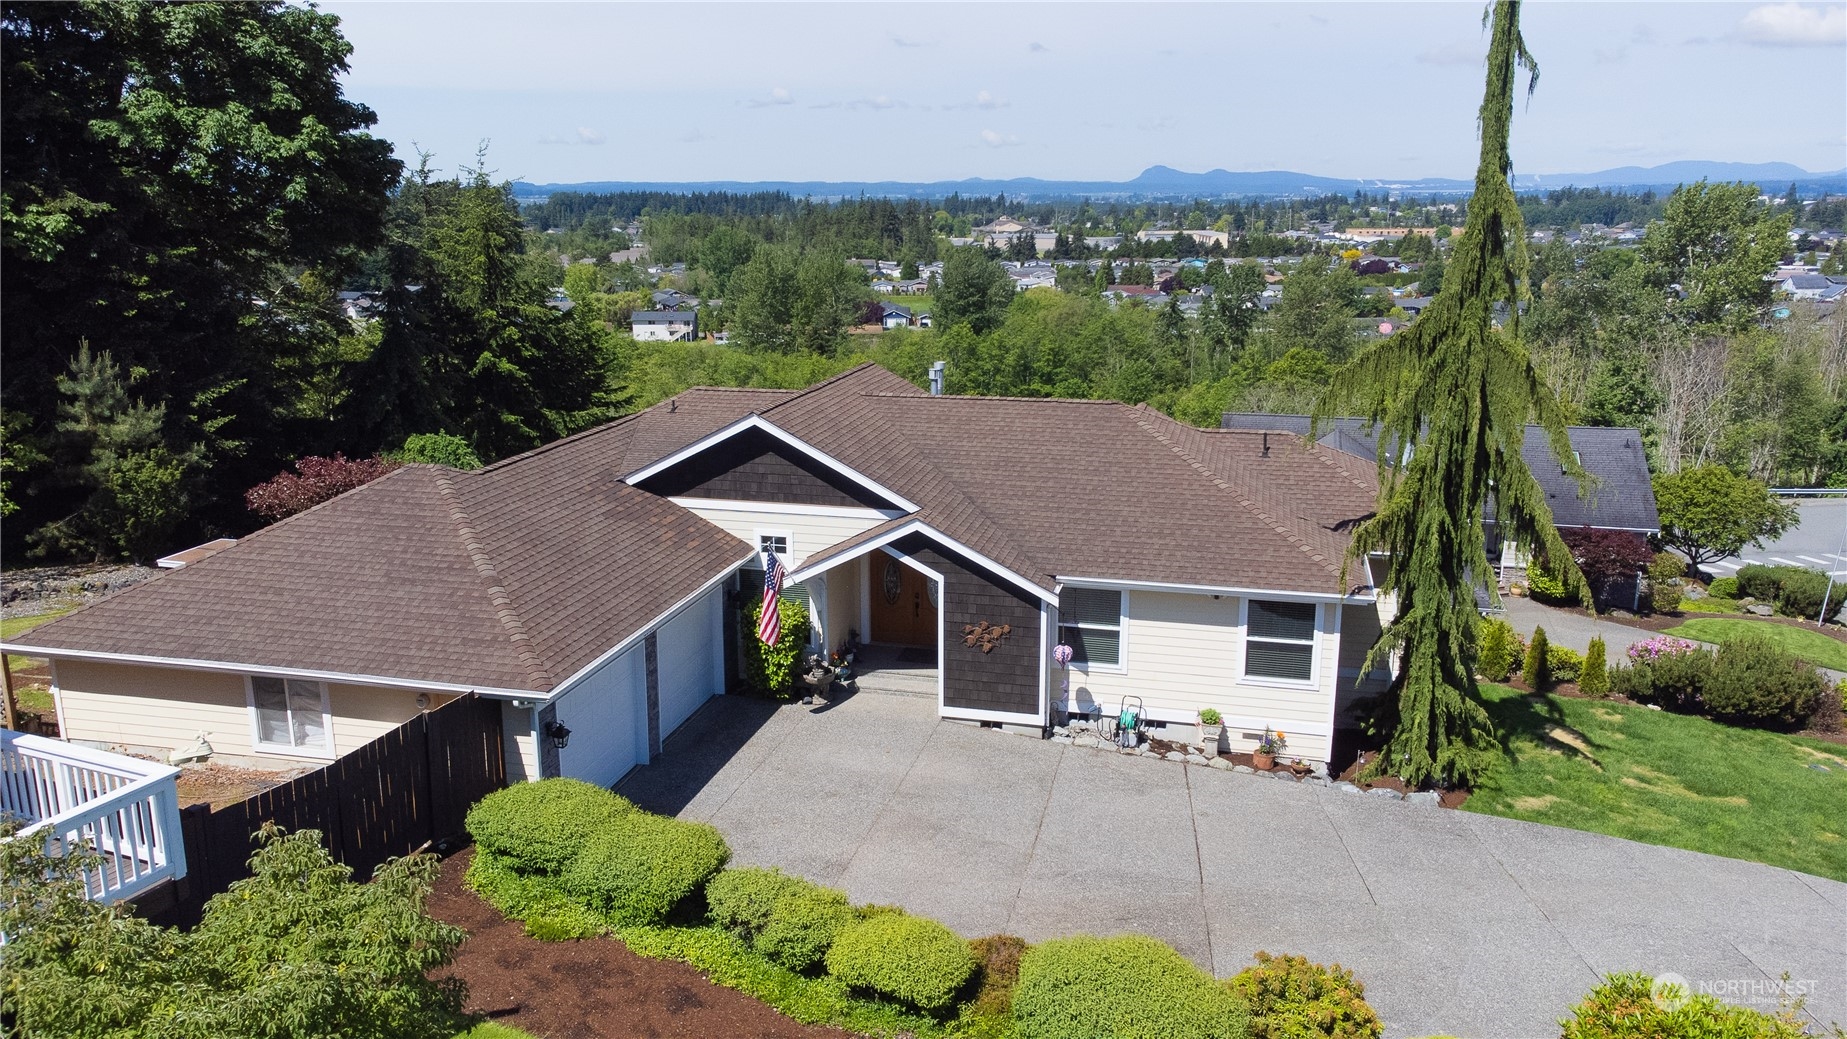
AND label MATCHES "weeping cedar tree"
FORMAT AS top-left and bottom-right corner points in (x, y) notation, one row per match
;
(1317, 0), (1587, 787)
